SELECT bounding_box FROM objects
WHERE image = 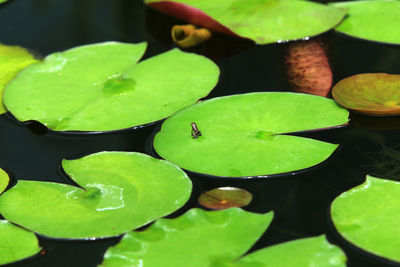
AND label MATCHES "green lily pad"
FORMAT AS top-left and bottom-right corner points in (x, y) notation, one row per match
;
(0, 43), (38, 114)
(332, 0), (400, 45)
(331, 175), (400, 262)
(234, 235), (346, 267)
(198, 187), (253, 210)
(154, 92), (349, 177)
(0, 220), (41, 265)
(145, 0), (346, 45)
(0, 151), (192, 239)
(3, 42), (219, 132)
(101, 208), (346, 267)
(332, 73), (400, 115)
(0, 168), (9, 194)
(101, 208), (274, 267)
